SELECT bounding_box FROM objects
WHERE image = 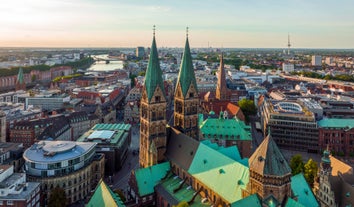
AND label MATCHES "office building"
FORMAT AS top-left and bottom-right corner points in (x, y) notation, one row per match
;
(312, 55), (322, 66)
